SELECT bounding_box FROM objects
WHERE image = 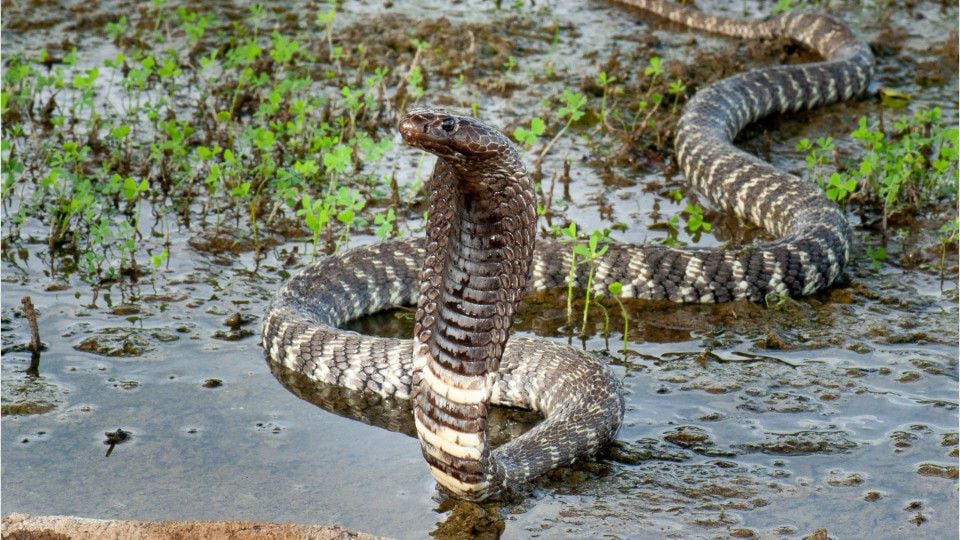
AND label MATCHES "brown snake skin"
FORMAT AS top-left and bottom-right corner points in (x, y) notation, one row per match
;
(262, 1), (875, 501)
